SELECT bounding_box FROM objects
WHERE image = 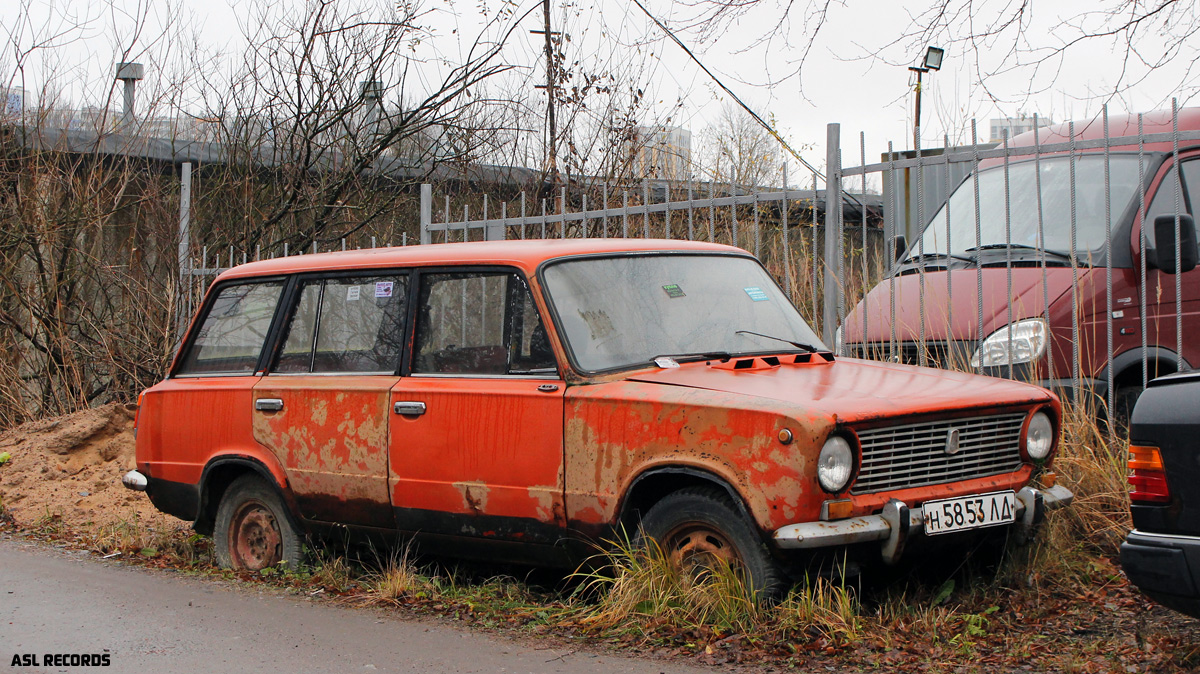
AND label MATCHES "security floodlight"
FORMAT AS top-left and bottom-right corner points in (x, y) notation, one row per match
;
(923, 47), (944, 71)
